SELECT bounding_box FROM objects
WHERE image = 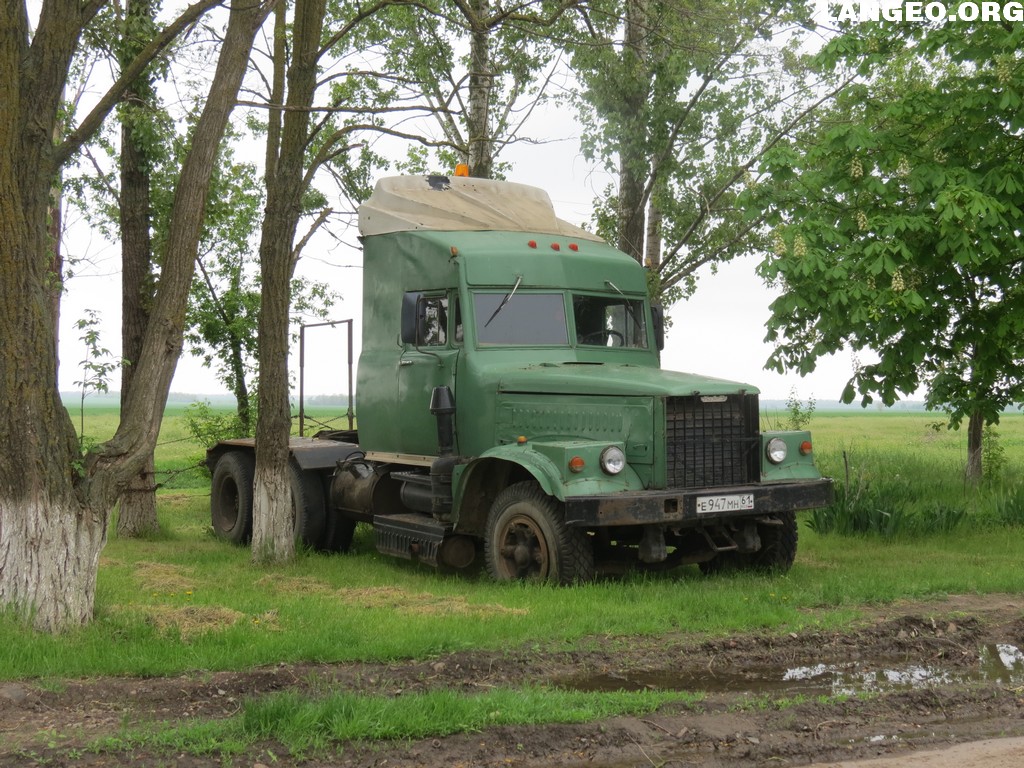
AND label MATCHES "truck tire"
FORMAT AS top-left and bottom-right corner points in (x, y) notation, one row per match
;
(290, 463), (327, 549)
(749, 512), (798, 572)
(484, 481), (594, 584)
(211, 452), (254, 544)
(321, 514), (358, 554)
(699, 513), (798, 575)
